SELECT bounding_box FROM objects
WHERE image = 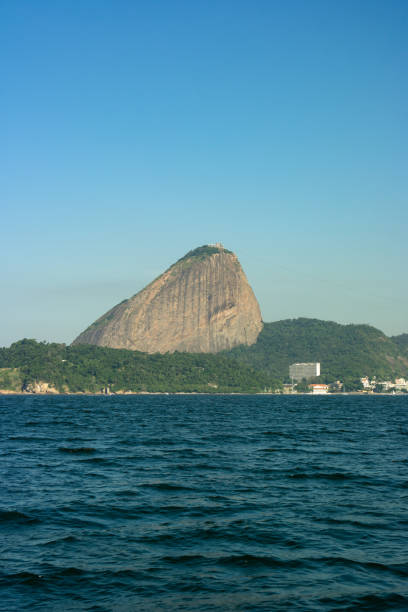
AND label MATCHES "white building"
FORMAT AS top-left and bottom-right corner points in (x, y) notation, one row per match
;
(361, 377), (372, 389)
(309, 384), (329, 395)
(394, 379), (408, 391)
(289, 362), (320, 382)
